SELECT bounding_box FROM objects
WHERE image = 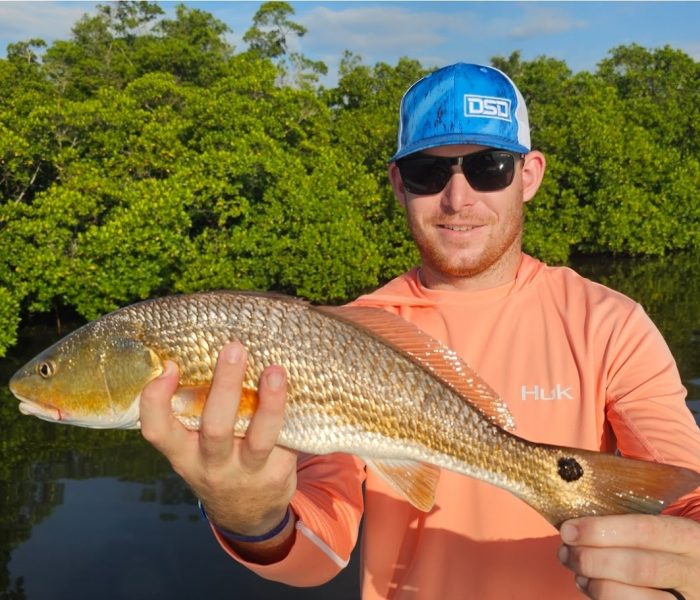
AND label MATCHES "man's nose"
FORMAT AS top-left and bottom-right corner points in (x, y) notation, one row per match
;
(440, 167), (478, 213)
